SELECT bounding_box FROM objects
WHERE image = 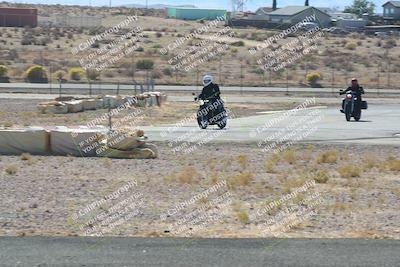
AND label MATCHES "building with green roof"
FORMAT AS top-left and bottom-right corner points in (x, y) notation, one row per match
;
(166, 7), (226, 20)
